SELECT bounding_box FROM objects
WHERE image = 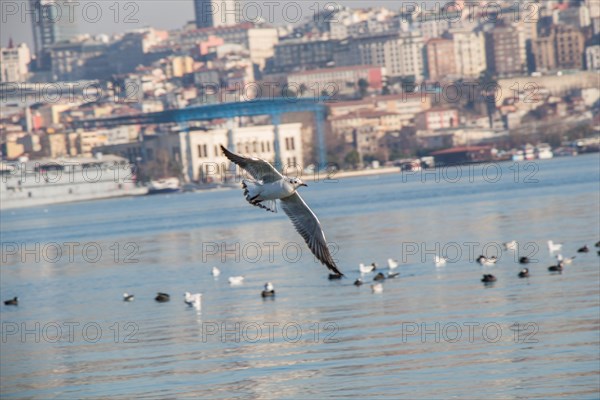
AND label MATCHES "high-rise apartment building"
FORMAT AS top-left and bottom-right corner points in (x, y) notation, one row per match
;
(194, 0), (238, 29)
(447, 29), (487, 78)
(426, 38), (456, 81)
(30, 0), (78, 69)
